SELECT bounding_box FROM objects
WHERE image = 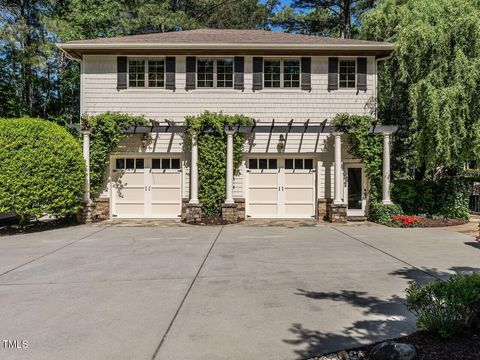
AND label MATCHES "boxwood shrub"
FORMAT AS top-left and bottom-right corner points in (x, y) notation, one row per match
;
(369, 201), (403, 225)
(0, 118), (85, 223)
(406, 274), (480, 338)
